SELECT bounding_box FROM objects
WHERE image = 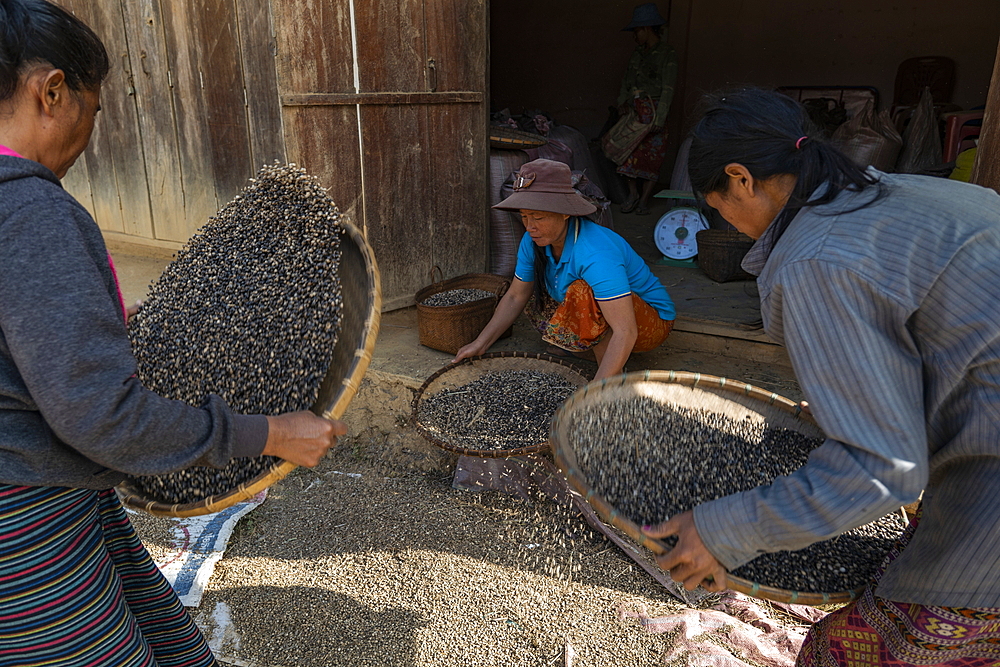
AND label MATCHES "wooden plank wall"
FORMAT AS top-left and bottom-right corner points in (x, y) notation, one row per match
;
(272, 0), (362, 225)
(972, 36), (1000, 193)
(422, 0), (489, 283)
(60, 0), (285, 250)
(273, 0), (489, 311)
